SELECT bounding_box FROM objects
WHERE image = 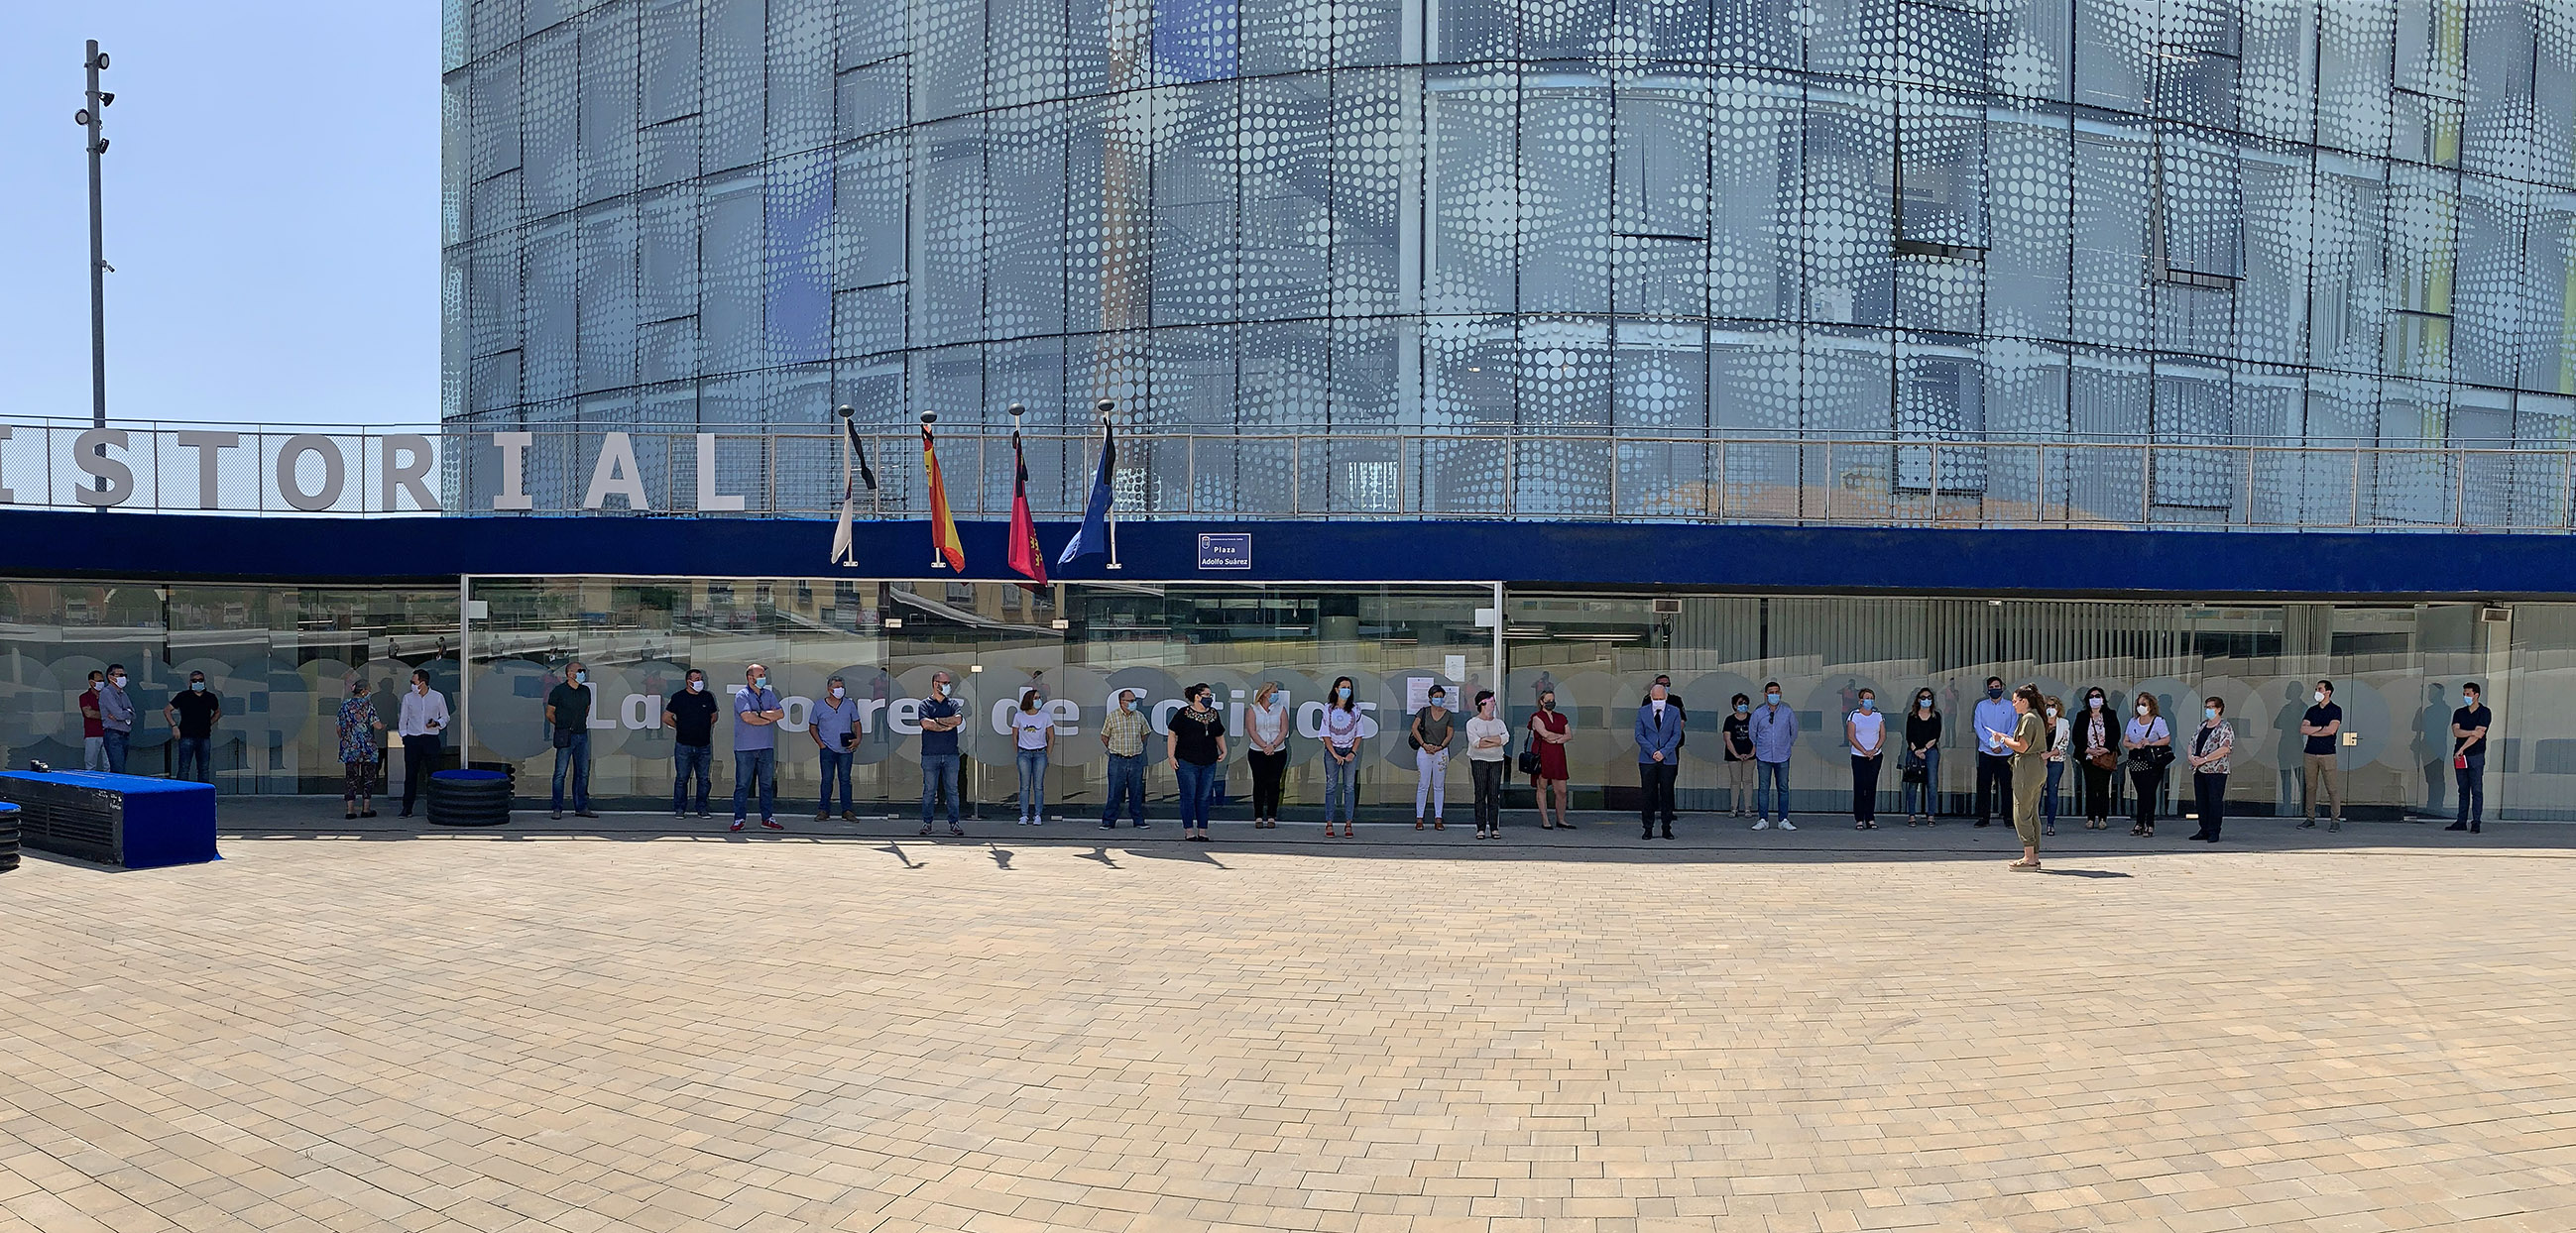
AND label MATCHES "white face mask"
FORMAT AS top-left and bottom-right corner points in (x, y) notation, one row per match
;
(687, 680), (703, 692)
(112, 675), (126, 687)
(2137, 704), (2151, 718)
(2045, 707), (2056, 718)
(2313, 691), (2326, 705)
(829, 687), (844, 698)
(2088, 698), (2102, 710)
